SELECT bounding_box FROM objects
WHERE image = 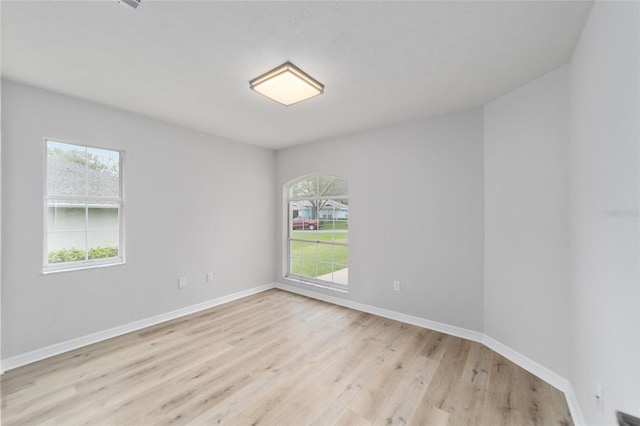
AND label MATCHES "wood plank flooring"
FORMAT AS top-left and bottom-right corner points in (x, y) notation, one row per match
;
(1, 289), (573, 425)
